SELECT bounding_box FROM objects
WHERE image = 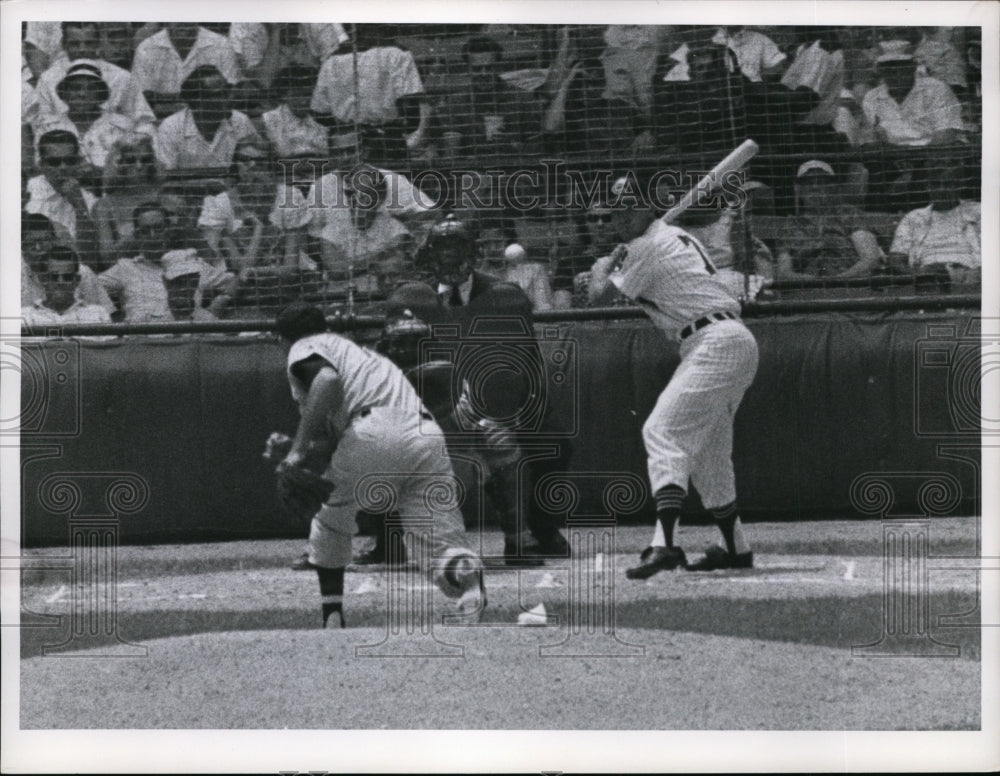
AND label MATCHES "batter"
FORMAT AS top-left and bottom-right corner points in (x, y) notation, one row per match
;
(589, 179), (759, 577)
